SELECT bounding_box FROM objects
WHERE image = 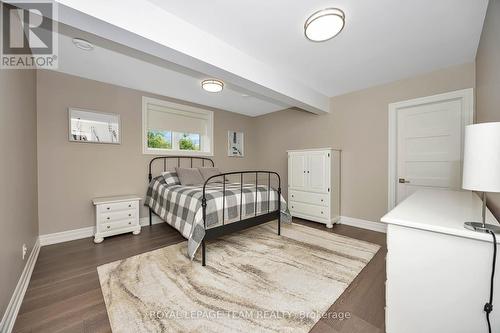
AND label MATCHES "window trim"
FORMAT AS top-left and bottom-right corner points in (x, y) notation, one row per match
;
(142, 97), (214, 156)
